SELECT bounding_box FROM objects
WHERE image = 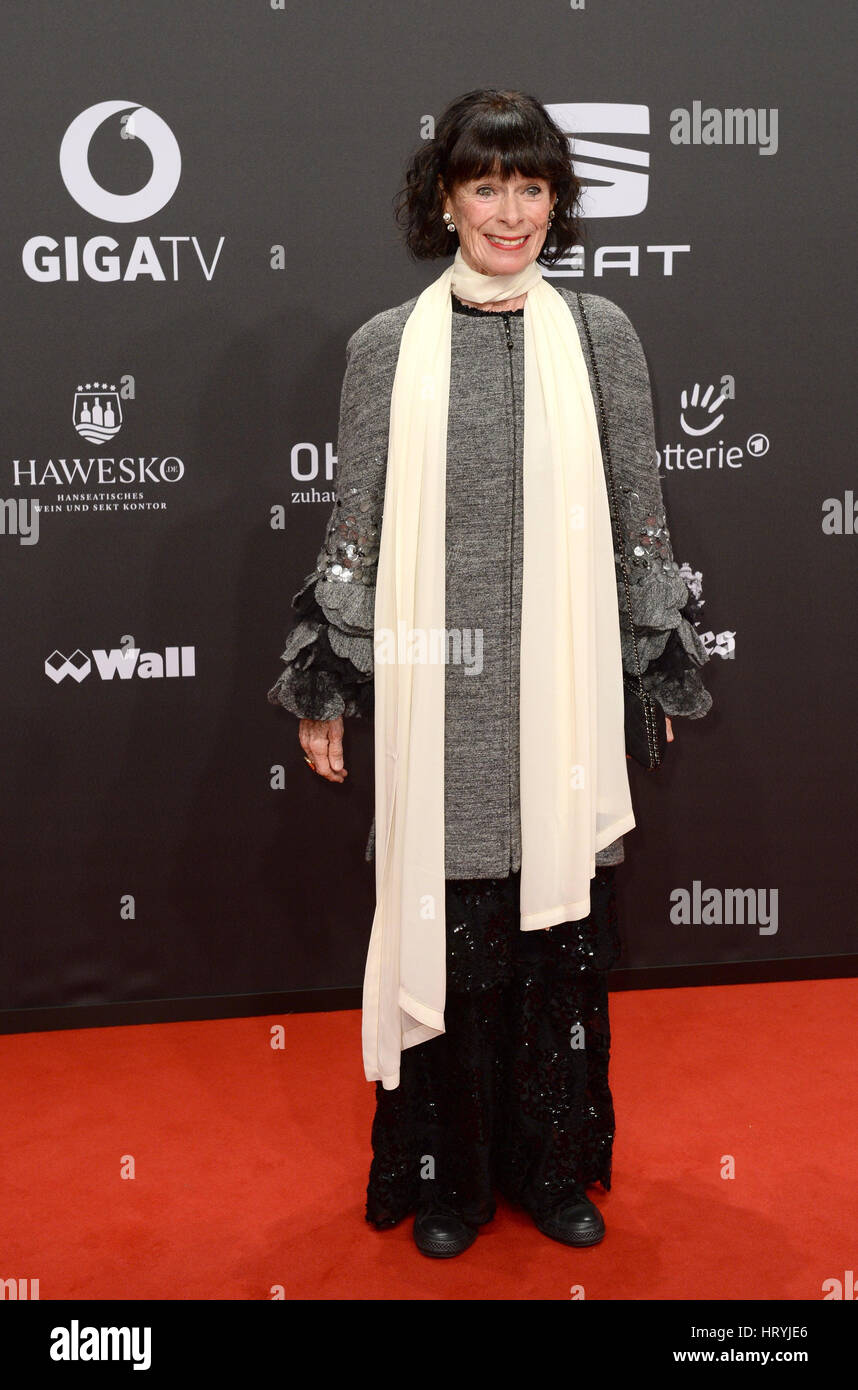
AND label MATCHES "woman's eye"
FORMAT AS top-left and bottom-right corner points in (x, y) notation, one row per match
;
(478, 184), (545, 195)
(473, 184), (545, 197)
